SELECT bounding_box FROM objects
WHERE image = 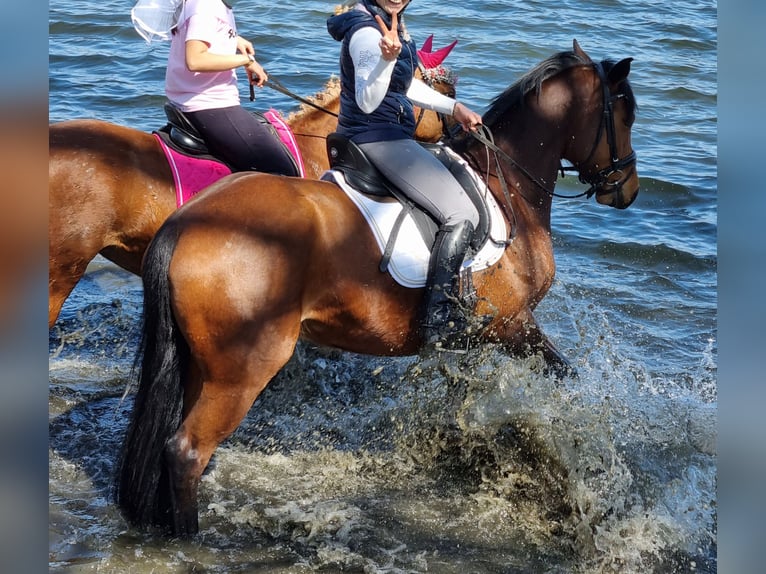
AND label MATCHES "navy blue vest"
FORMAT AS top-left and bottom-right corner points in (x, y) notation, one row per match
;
(327, 4), (417, 143)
